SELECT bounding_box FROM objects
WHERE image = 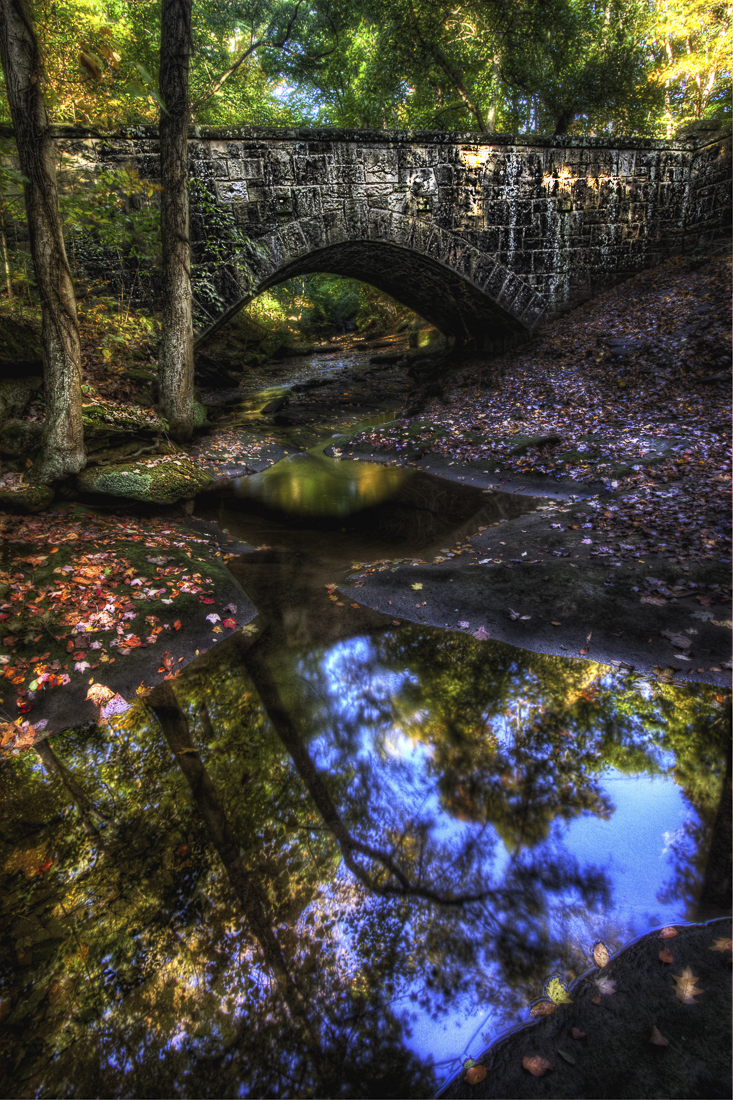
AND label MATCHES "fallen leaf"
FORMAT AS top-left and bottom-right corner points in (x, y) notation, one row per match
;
(551, 620), (562, 626)
(649, 1026), (669, 1046)
(472, 626), (490, 640)
(411, 583), (423, 590)
(174, 620), (182, 630)
(593, 941), (610, 968)
(221, 617), (238, 629)
(458, 621), (470, 629)
(86, 683), (114, 706)
(659, 947), (674, 964)
(586, 631), (592, 643)
(594, 976), (616, 996)
(545, 976), (573, 1005)
(176, 748), (199, 755)
(557, 1049), (576, 1065)
(523, 1056), (553, 1077)
(710, 937), (732, 953)
(591, 994), (601, 1004)
(579, 646), (589, 655)
(464, 1065), (487, 1085)
(659, 927), (678, 939)
(205, 613), (220, 624)
(530, 1000), (556, 1018)
(672, 967), (704, 1005)
(661, 630), (692, 650)
(571, 1028), (586, 1040)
